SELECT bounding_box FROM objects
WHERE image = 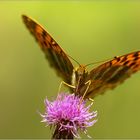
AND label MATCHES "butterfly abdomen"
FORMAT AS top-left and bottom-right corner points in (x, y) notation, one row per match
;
(72, 65), (89, 95)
